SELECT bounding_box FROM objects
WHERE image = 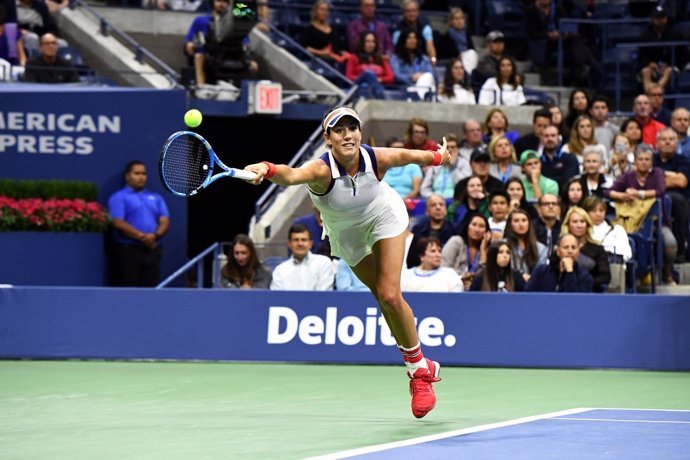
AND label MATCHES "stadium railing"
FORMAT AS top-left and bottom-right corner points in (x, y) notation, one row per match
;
(69, 0), (181, 87)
